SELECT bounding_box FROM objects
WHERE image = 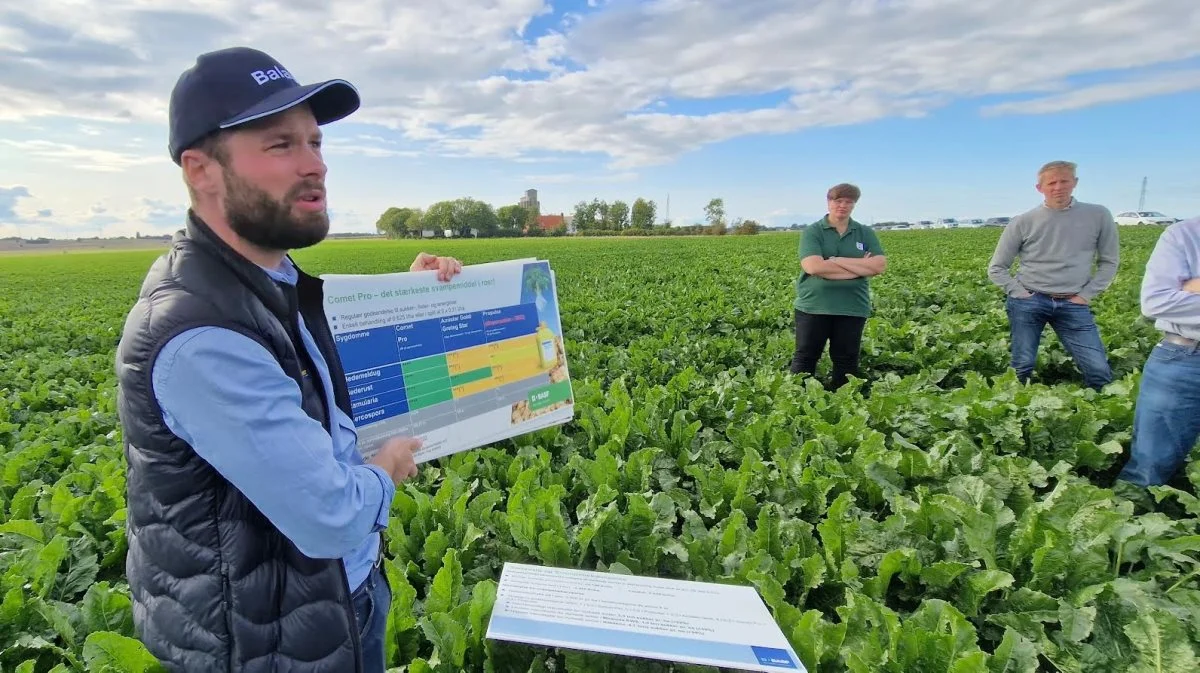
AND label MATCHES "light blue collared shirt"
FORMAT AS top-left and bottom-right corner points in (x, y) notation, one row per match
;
(151, 256), (392, 592)
(1141, 217), (1200, 342)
